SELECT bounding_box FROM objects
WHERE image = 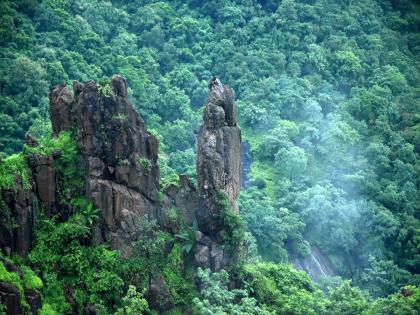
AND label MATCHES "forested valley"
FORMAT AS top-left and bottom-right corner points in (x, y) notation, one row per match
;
(0, 0), (419, 314)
